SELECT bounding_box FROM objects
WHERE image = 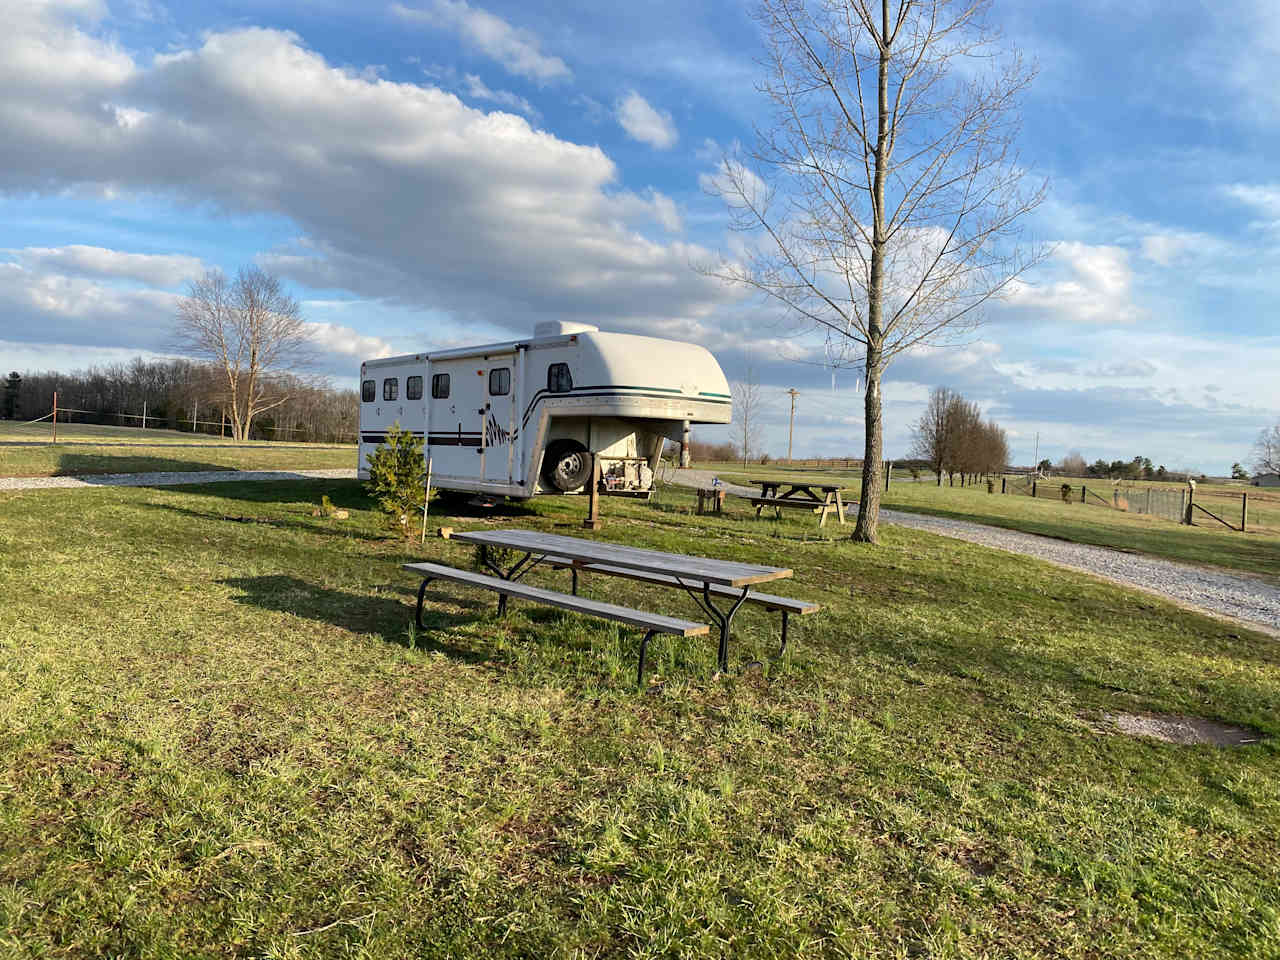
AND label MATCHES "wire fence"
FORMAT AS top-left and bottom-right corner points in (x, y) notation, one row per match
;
(4, 399), (356, 444)
(1002, 474), (1254, 530)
